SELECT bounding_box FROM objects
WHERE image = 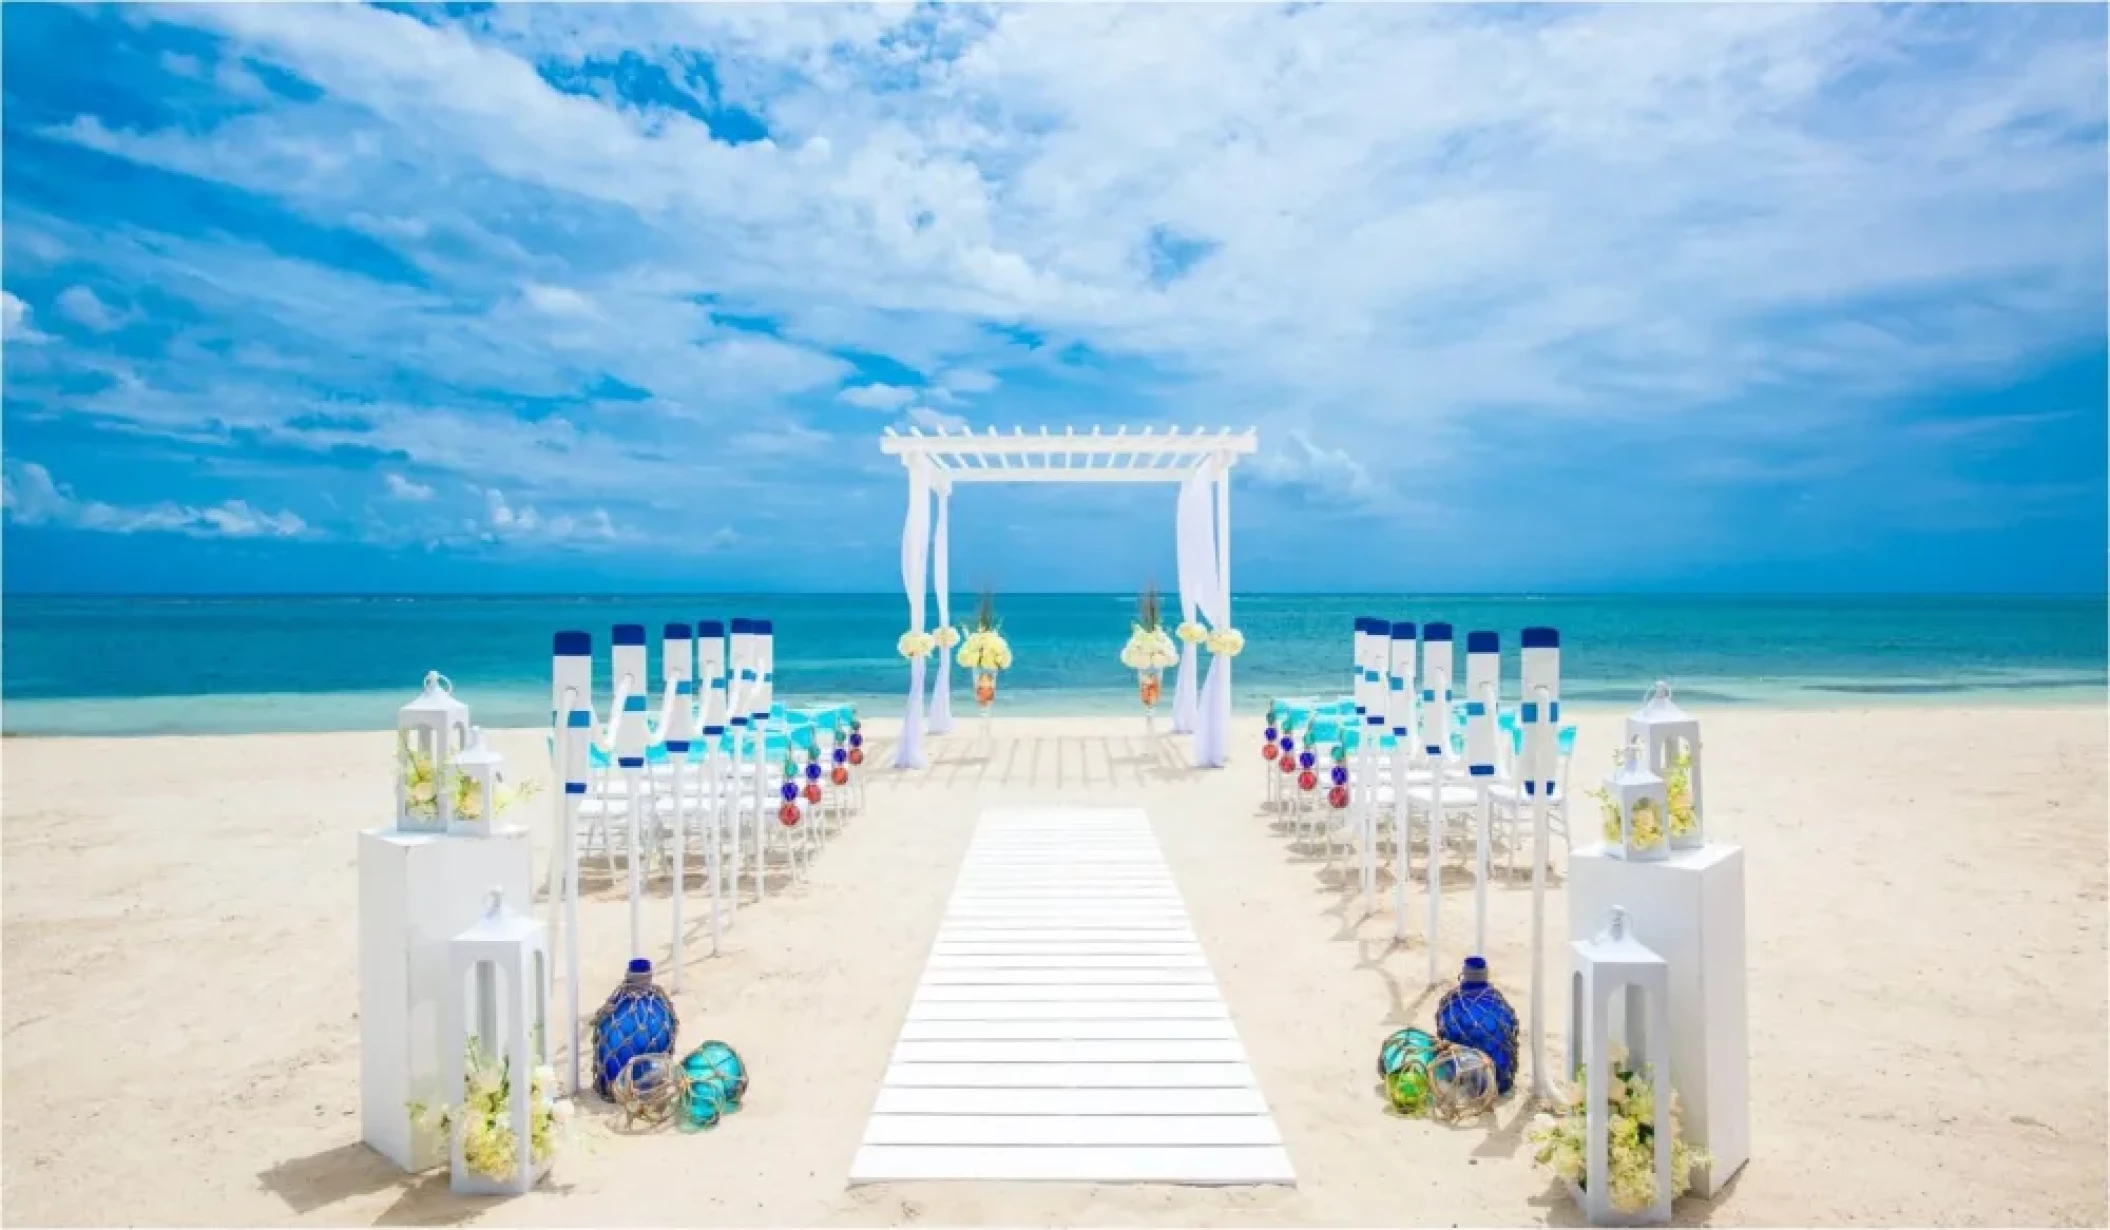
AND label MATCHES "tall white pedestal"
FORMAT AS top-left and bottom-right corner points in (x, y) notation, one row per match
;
(360, 826), (533, 1173)
(1568, 842), (1749, 1198)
